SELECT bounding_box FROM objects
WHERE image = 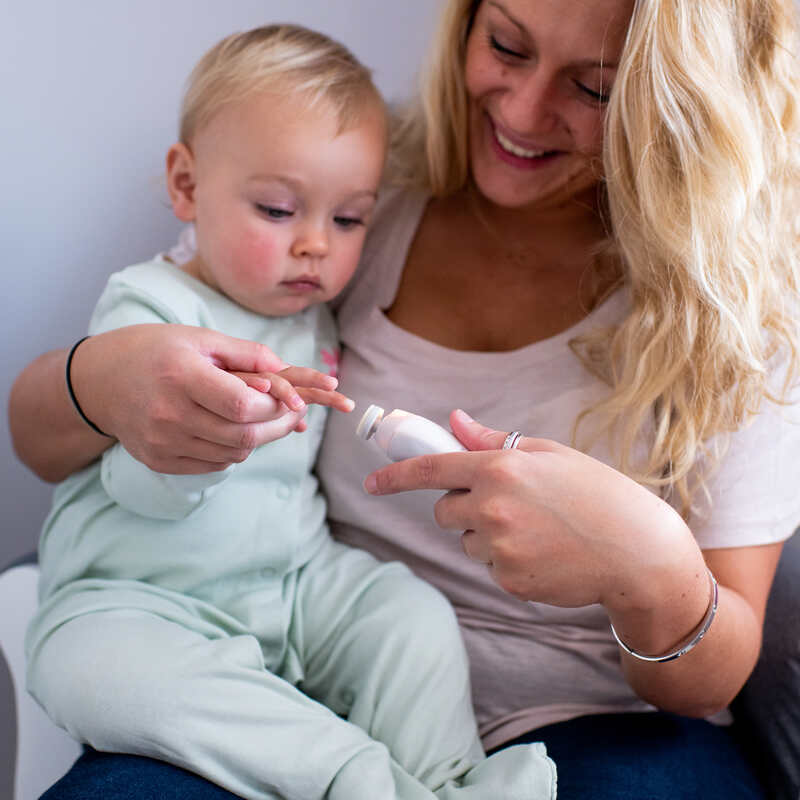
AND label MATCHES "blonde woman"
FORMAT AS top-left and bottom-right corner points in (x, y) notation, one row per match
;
(10, 0), (799, 798)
